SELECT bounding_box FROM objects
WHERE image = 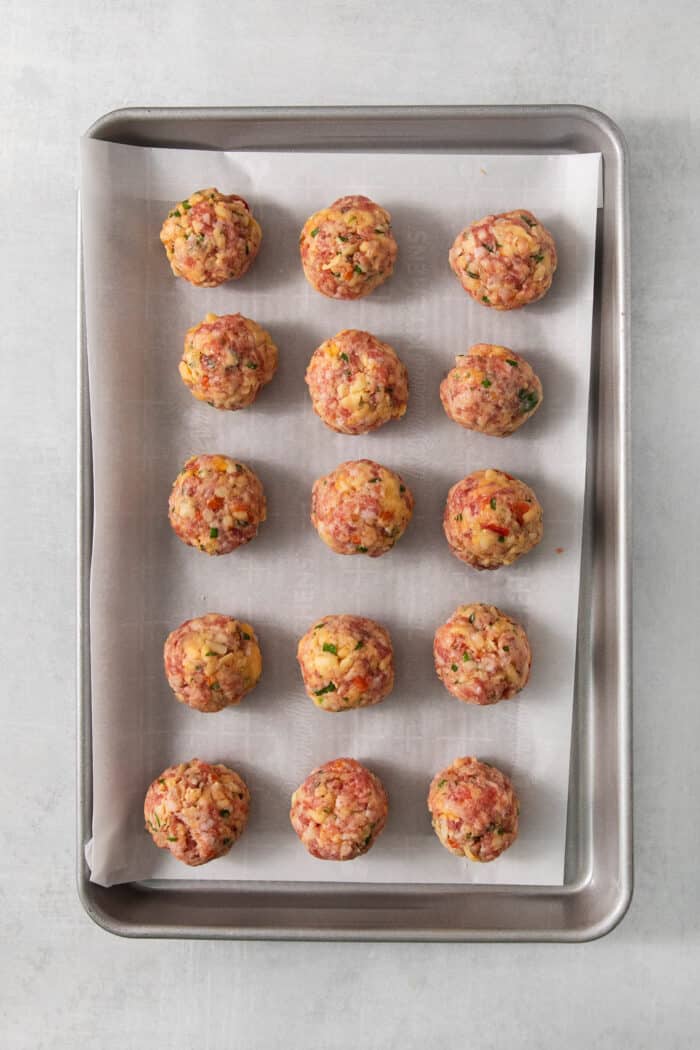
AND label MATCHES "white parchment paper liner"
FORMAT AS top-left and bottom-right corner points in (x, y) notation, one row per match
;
(81, 140), (601, 887)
